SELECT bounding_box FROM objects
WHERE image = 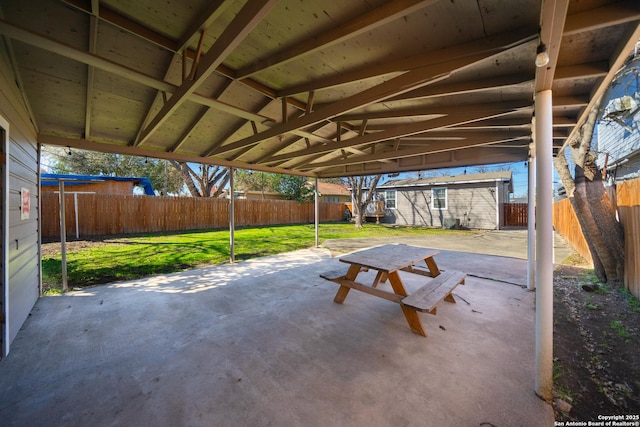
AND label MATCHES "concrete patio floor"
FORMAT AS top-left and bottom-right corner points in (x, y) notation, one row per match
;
(0, 231), (567, 426)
